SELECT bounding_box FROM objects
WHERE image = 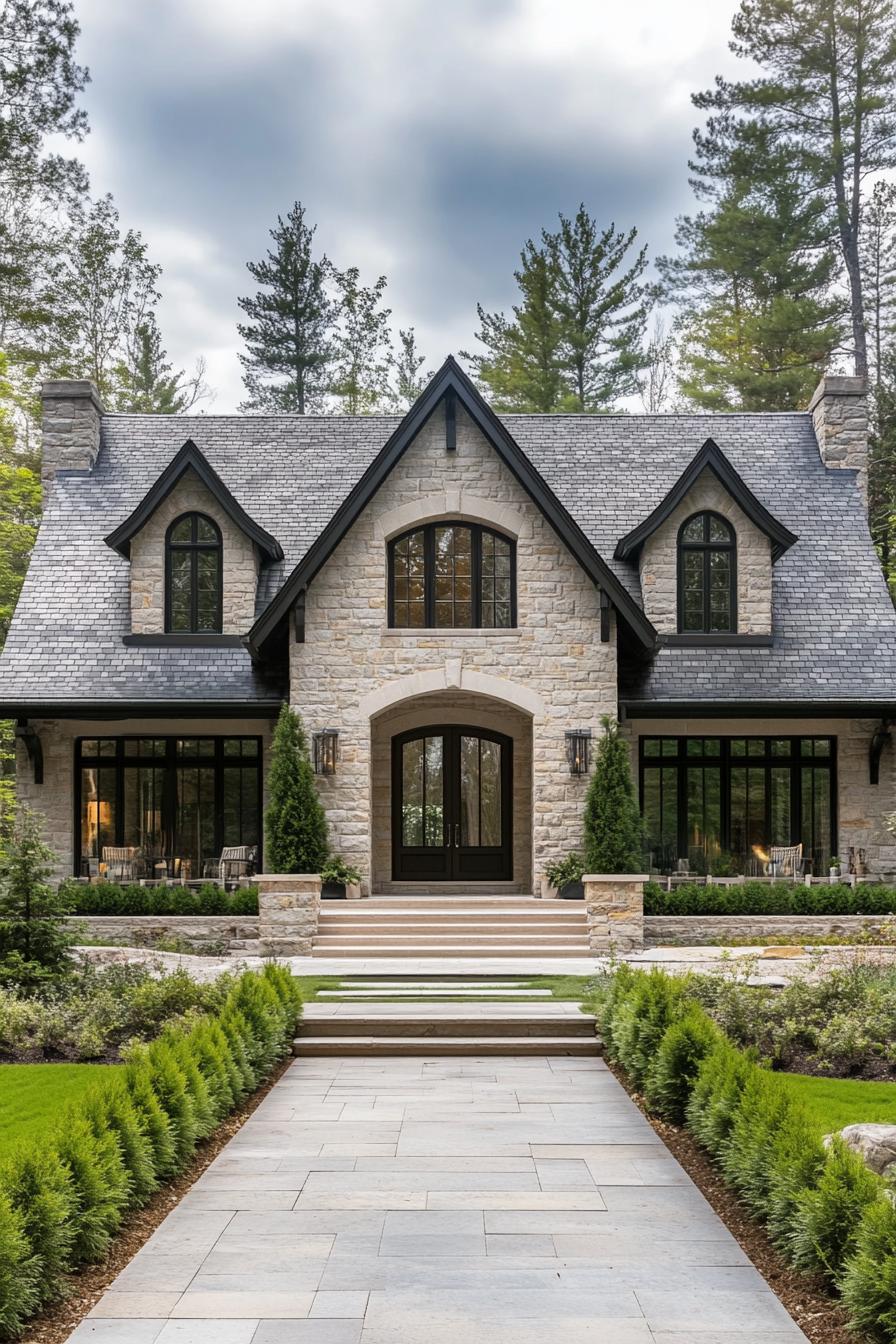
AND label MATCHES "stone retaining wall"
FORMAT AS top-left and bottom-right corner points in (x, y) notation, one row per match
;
(67, 914), (259, 950)
(646, 913), (895, 945)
